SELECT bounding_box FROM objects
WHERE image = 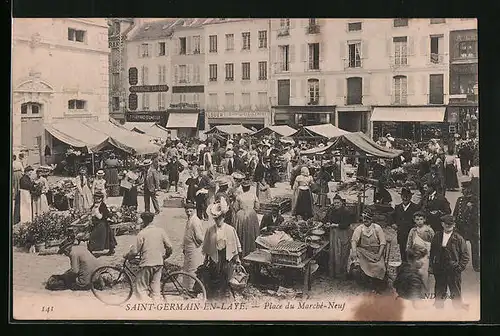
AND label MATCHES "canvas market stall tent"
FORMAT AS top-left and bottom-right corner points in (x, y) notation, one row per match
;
(204, 125), (253, 139)
(128, 122), (173, 139)
(251, 125), (296, 138)
(290, 123), (351, 140)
